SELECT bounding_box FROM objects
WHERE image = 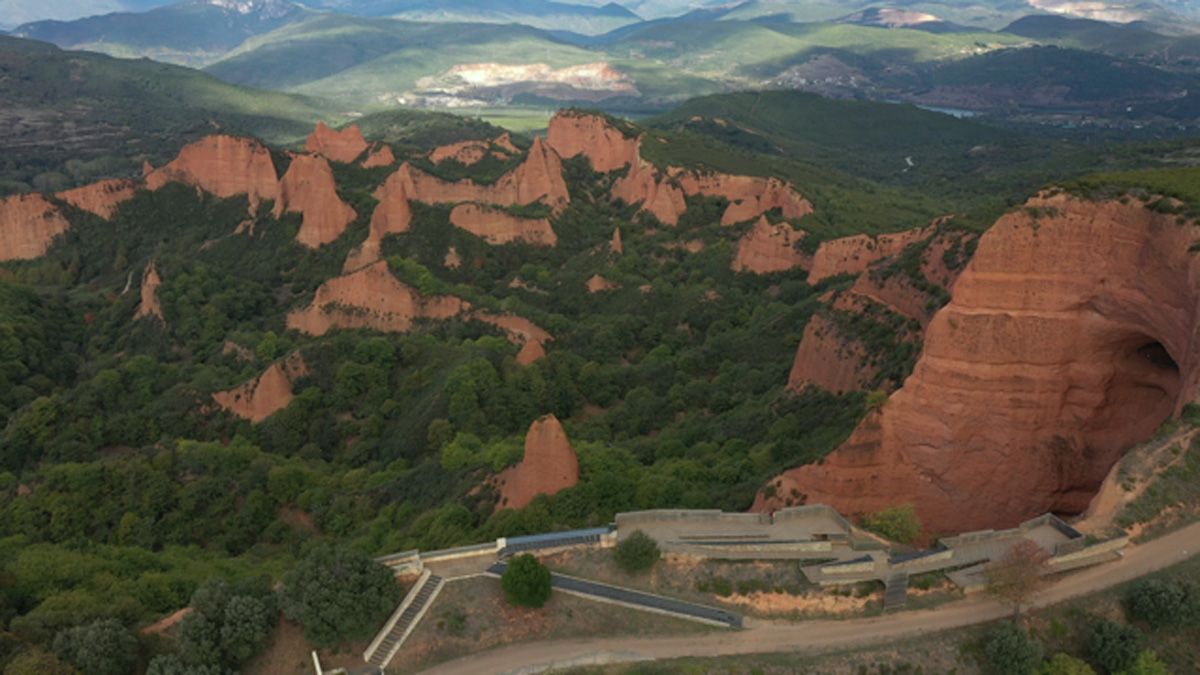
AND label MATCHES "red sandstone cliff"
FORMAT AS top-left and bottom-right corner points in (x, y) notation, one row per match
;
(674, 171), (813, 226)
(274, 154), (357, 249)
(57, 179), (136, 219)
(392, 136), (569, 214)
(134, 262), (165, 322)
(362, 145), (396, 169)
(213, 352), (309, 422)
(347, 171), (414, 272)
(0, 194), (72, 261)
(449, 204), (557, 246)
(758, 194), (1200, 534)
(306, 122), (369, 164)
(733, 216), (809, 274)
(146, 135), (279, 210)
(808, 227), (930, 284)
(787, 315), (877, 394)
(287, 260), (466, 336)
(495, 414), (580, 509)
(546, 111), (639, 172)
